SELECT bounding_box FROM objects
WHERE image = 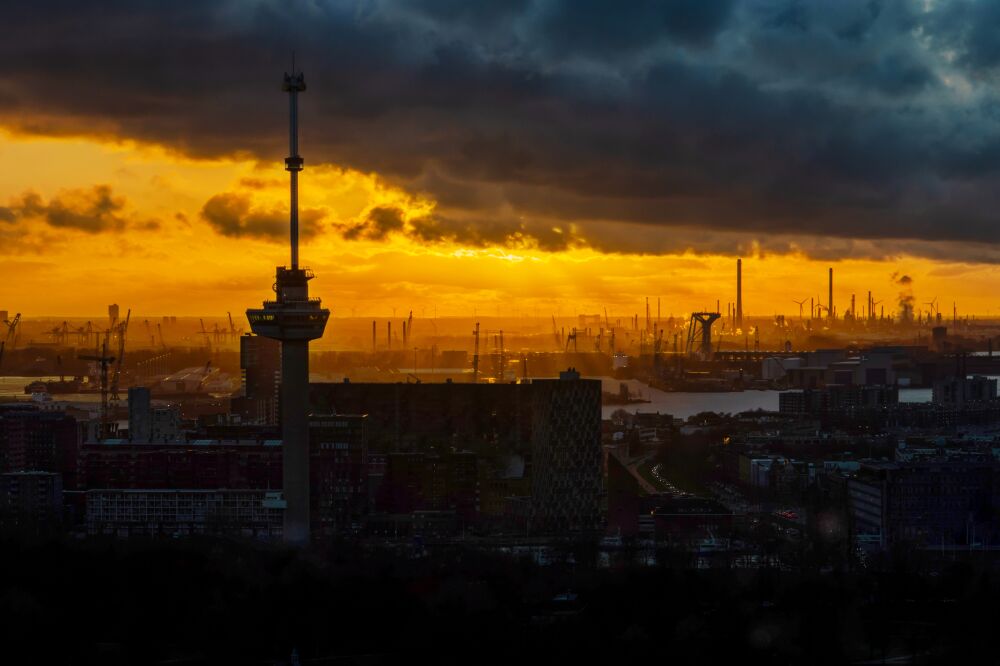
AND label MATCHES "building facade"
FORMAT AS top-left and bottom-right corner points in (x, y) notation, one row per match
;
(529, 370), (602, 534)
